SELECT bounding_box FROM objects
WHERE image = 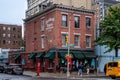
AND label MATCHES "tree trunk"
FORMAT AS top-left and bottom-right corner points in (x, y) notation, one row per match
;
(115, 47), (118, 57)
